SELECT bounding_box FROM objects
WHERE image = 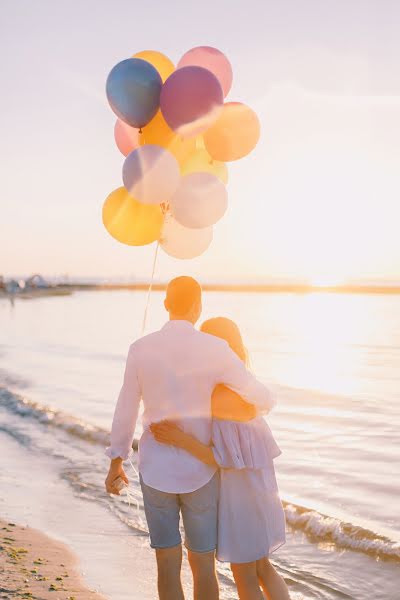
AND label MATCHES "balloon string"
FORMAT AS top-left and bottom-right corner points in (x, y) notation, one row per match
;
(141, 240), (160, 335)
(128, 457), (141, 515)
